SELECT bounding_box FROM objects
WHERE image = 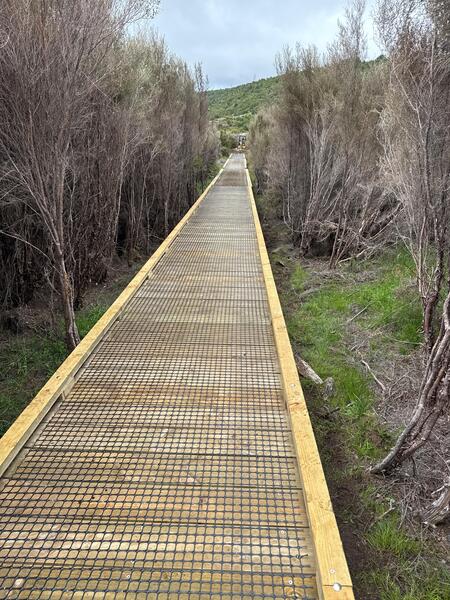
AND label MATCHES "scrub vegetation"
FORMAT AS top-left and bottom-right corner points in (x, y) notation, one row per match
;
(208, 76), (280, 132)
(0, 0), (219, 352)
(257, 193), (450, 600)
(248, 0), (449, 596)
